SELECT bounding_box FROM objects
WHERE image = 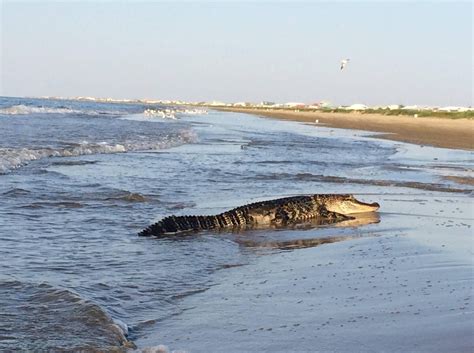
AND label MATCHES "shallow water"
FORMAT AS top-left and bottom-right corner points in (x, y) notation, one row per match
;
(0, 97), (472, 351)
